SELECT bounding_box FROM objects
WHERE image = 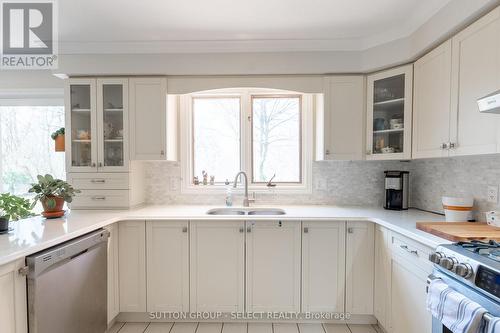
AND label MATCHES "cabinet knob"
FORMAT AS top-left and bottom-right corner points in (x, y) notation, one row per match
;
(303, 227), (309, 234)
(91, 162), (96, 168)
(247, 226), (252, 233)
(440, 143), (448, 149)
(347, 227), (354, 234)
(449, 142), (456, 149)
(239, 227), (244, 233)
(160, 150), (165, 156)
(98, 162), (103, 167)
(182, 227), (188, 233)
(325, 150), (330, 156)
